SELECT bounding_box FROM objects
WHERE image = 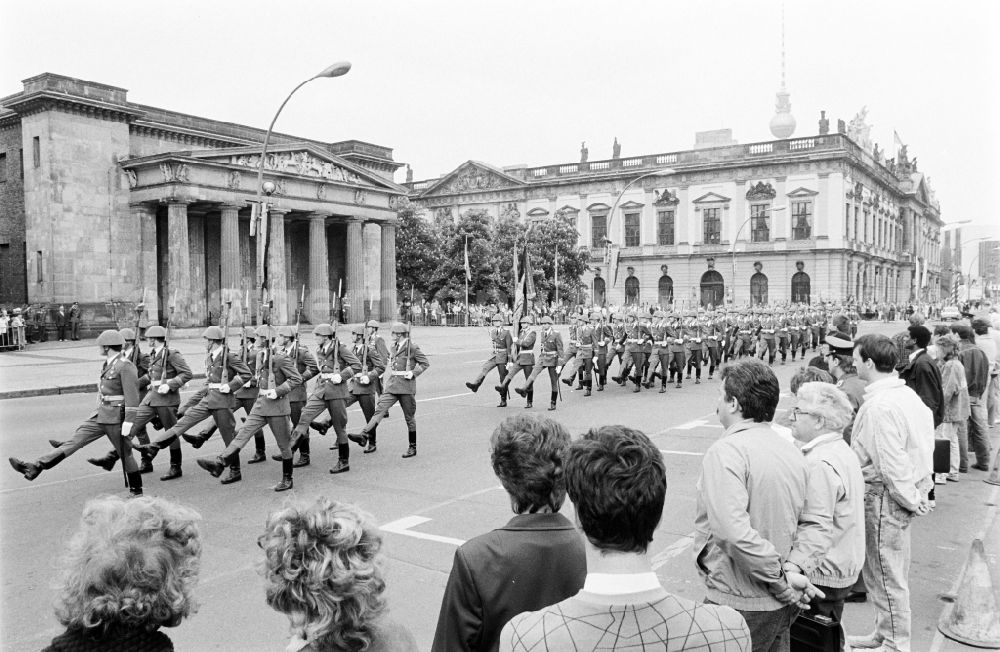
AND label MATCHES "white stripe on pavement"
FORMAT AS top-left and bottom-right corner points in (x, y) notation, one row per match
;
(651, 533), (695, 570)
(381, 515), (467, 547)
(659, 449), (704, 457)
